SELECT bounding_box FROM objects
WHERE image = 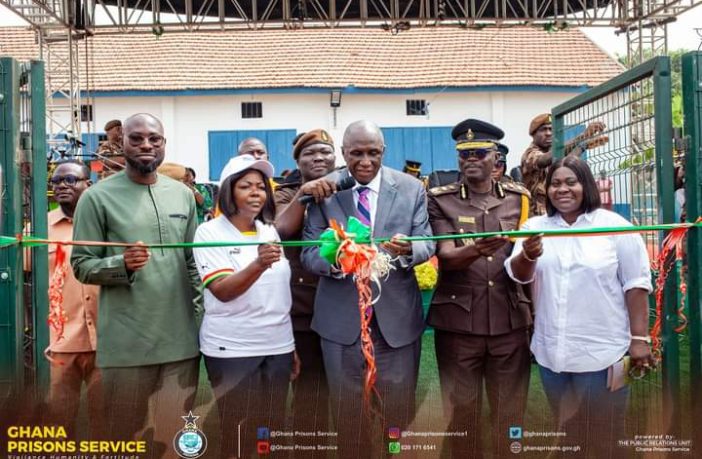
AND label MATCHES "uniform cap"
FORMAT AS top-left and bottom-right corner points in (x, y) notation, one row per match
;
(451, 118), (504, 143)
(292, 129), (335, 160)
(496, 143), (509, 163)
(529, 113), (552, 136)
(104, 119), (122, 131)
